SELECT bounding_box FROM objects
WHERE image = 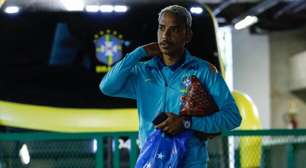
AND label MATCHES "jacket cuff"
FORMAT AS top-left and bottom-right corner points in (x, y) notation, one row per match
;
(132, 46), (149, 59)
